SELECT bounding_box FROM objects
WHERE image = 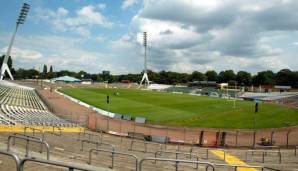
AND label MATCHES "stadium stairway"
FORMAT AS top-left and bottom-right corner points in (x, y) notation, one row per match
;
(0, 129), (296, 171)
